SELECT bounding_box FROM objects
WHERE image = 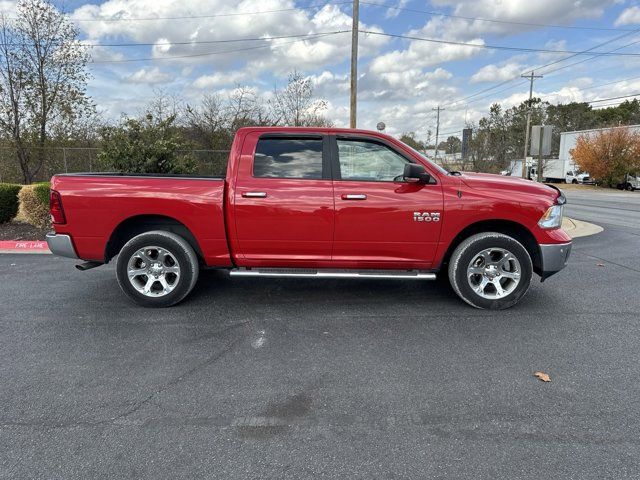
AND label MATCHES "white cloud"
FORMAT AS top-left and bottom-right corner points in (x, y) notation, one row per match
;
(431, 0), (616, 35)
(72, 1), (386, 74)
(0, 0), (17, 15)
(370, 39), (485, 75)
(384, 0), (410, 19)
(615, 6), (640, 25)
(124, 67), (174, 84)
(471, 62), (524, 83)
(193, 71), (247, 89)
